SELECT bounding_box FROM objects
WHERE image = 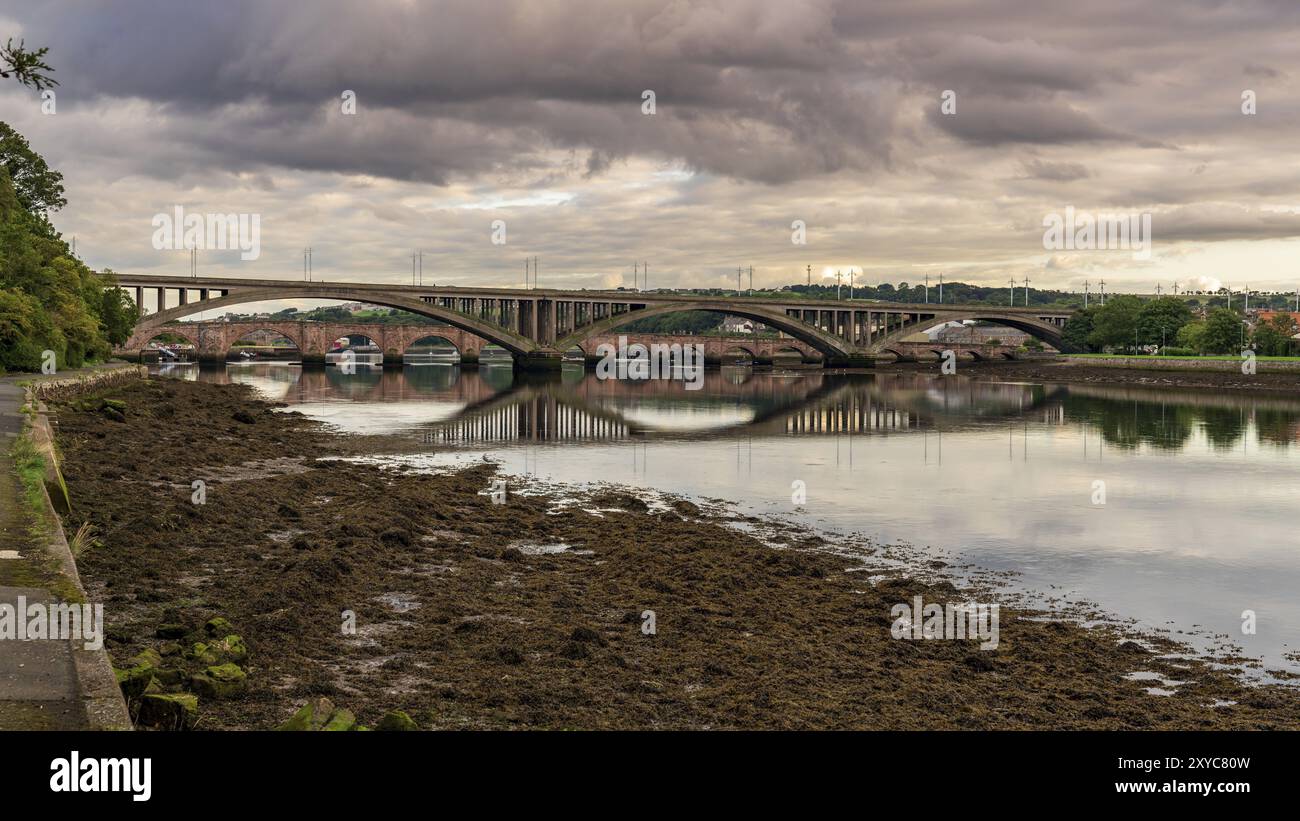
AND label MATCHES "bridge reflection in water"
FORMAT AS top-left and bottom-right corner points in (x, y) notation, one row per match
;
(156, 362), (1122, 444)
(155, 360), (1300, 455)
